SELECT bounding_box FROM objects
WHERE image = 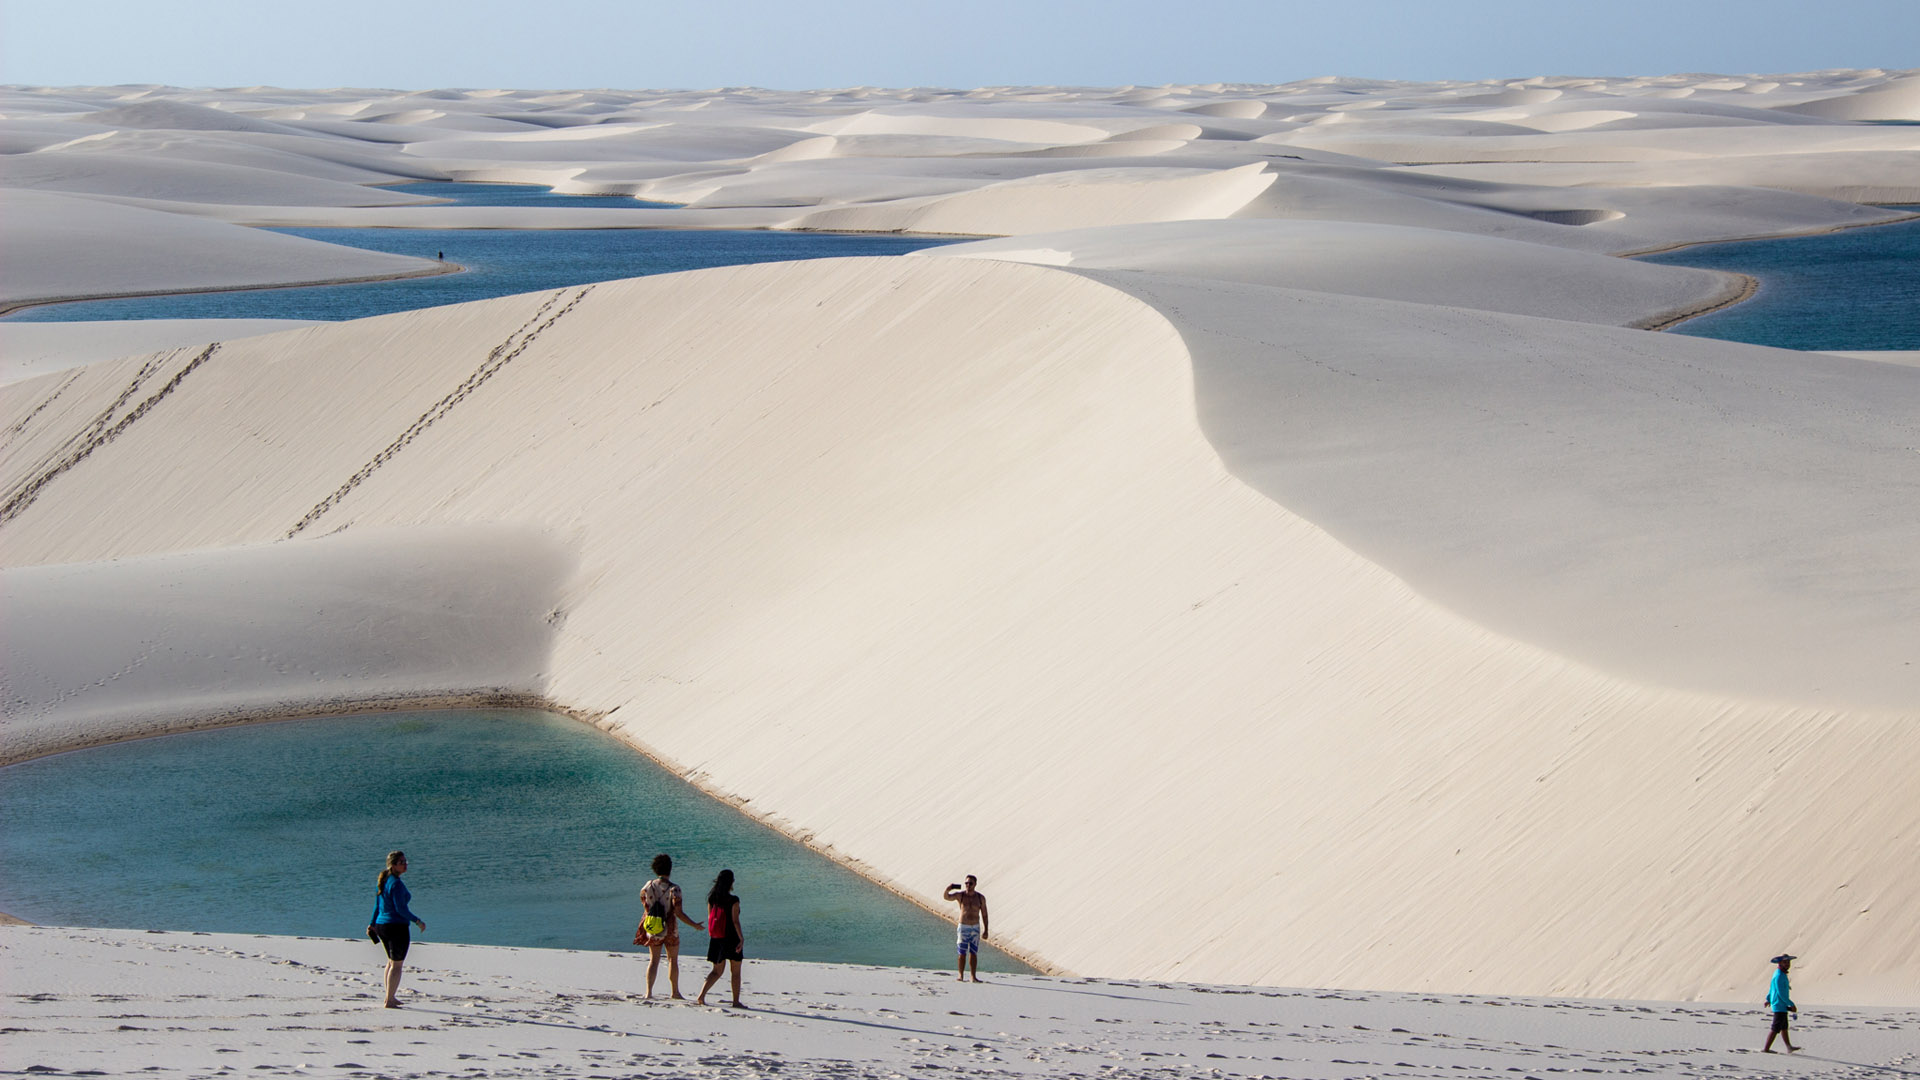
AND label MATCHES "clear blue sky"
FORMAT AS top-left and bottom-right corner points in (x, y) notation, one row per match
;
(3, 0), (1914, 90)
